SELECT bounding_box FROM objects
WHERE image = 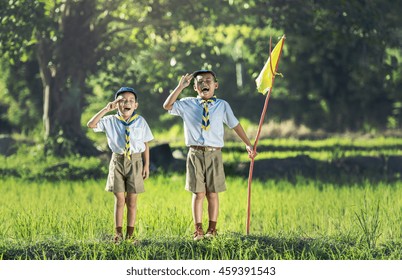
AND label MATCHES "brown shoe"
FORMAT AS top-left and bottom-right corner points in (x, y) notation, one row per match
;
(113, 233), (123, 244)
(205, 228), (217, 238)
(193, 227), (204, 241)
